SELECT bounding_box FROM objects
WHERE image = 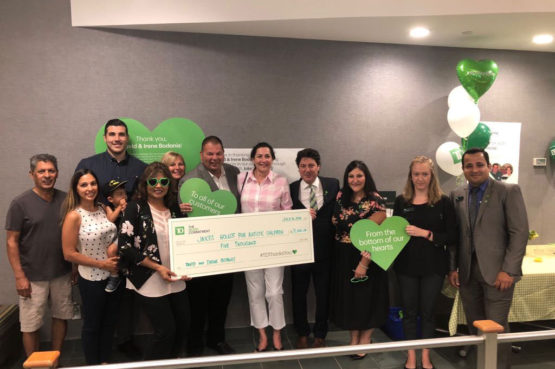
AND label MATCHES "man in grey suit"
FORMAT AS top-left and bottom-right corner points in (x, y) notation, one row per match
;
(449, 148), (528, 369)
(178, 136), (240, 356)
